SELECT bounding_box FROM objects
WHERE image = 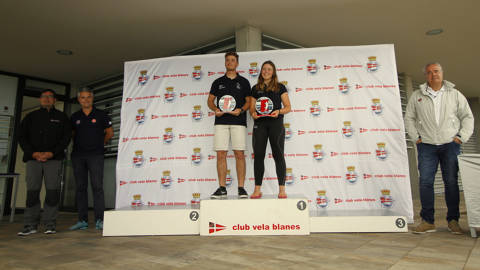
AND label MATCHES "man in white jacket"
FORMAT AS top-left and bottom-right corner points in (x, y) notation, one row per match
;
(405, 62), (474, 234)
